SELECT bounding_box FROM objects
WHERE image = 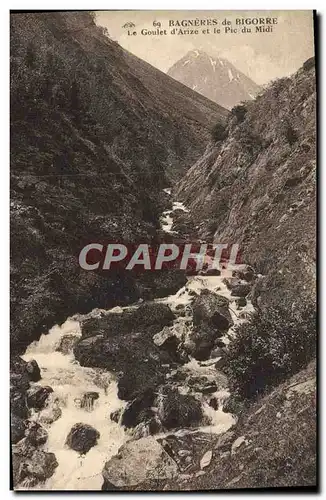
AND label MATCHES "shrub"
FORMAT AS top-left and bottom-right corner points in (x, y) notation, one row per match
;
(211, 122), (228, 142)
(284, 122), (298, 145)
(231, 104), (247, 123)
(223, 304), (316, 400)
